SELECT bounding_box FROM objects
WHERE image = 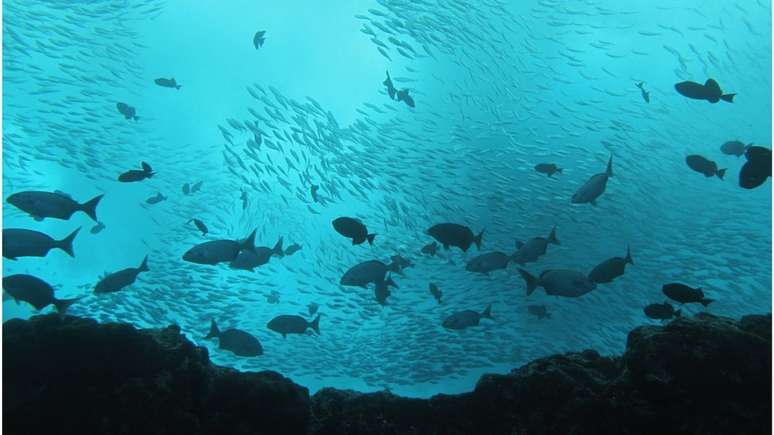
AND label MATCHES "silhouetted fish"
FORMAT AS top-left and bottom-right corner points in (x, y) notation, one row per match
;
(94, 256), (149, 294)
(572, 155), (612, 205)
(154, 77), (181, 90)
(739, 146), (772, 189)
(442, 305), (493, 330)
(636, 81), (650, 103)
(205, 320), (263, 357)
(332, 217), (375, 245)
(267, 314), (320, 338)
(674, 79), (735, 103)
(7, 191), (102, 222)
(644, 302), (681, 321)
(116, 102), (139, 120)
(662, 283), (714, 306)
(534, 163), (562, 177)
(588, 246), (633, 284)
(253, 30), (266, 49)
(427, 223), (483, 252)
(518, 269), (596, 297)
(3, 227), (80, 259)
(720, 140), (750, 157)
(3, 274), (80, 313)
(686, 155), (725, 179)
(118, 162), (154, 182)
